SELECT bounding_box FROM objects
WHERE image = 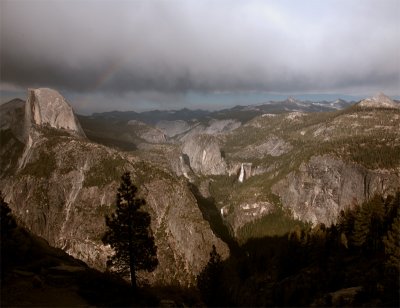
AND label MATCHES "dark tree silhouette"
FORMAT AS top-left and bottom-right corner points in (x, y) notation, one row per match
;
(383, 211), (400, 272)
(0, 191), (16, 238)
(382, 207), (400, 305)
(102, 172), (158, 290)
(353, 195), (385, 251)
(197, 245), (224, 306)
